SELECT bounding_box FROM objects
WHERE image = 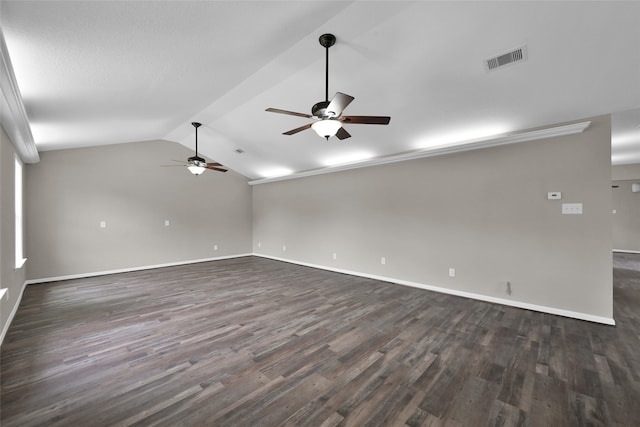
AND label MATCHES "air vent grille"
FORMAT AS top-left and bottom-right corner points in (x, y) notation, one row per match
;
(485, 45), (527, 71)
